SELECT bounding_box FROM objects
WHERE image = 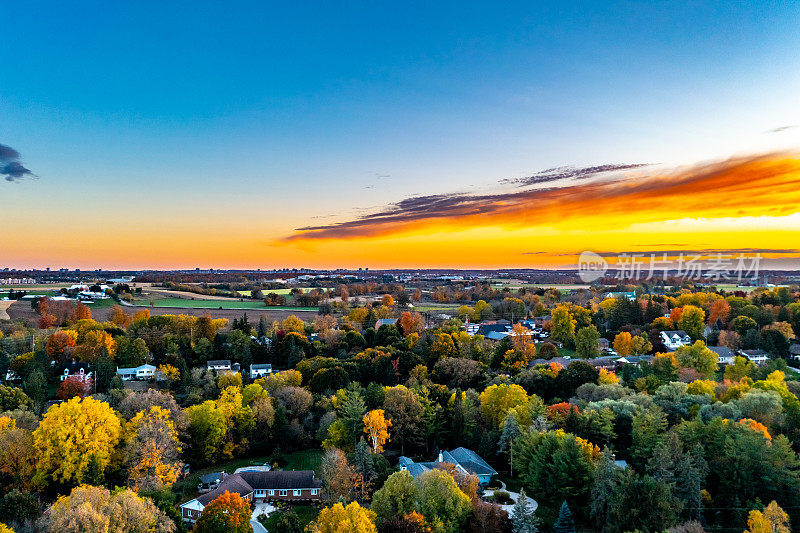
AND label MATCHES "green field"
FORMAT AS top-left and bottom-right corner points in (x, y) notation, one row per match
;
(239, 287), (329, 296)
